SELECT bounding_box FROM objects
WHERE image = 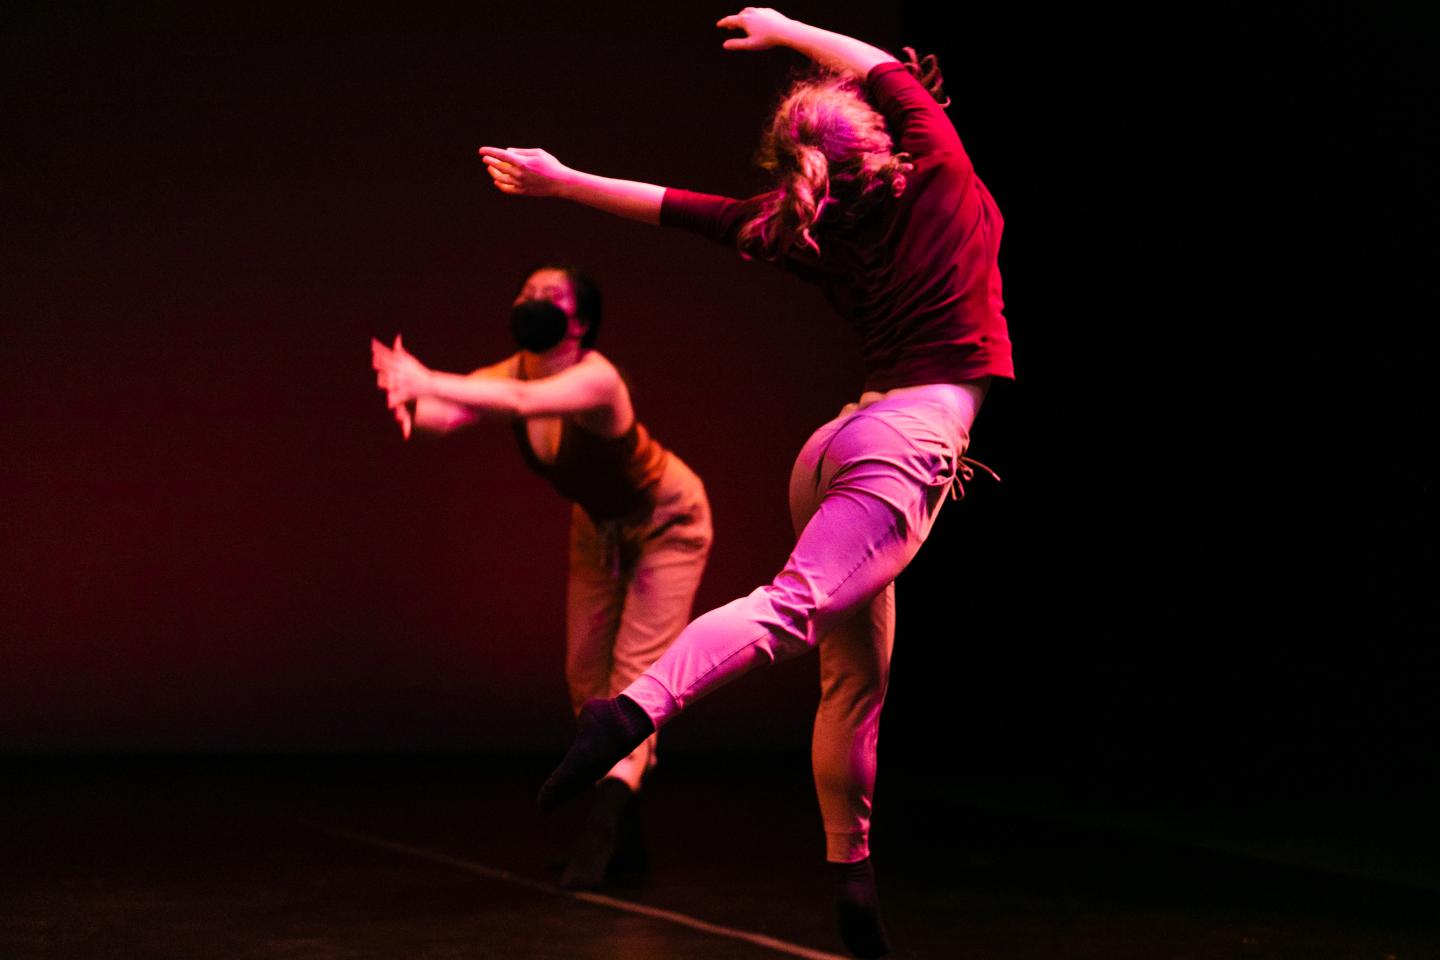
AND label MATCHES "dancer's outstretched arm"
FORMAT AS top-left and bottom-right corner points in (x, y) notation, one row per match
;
(715, 7), (897, 78)
(477, 146), (664, 224)
(374, 356), (516, 439)
(372, 336), (620, 420)
(477, 9), (899, 221)
(406, 356), (514, 436)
